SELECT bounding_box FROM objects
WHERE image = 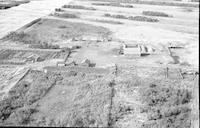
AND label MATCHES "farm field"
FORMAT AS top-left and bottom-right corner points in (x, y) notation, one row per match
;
(0, 0), (199, 127)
